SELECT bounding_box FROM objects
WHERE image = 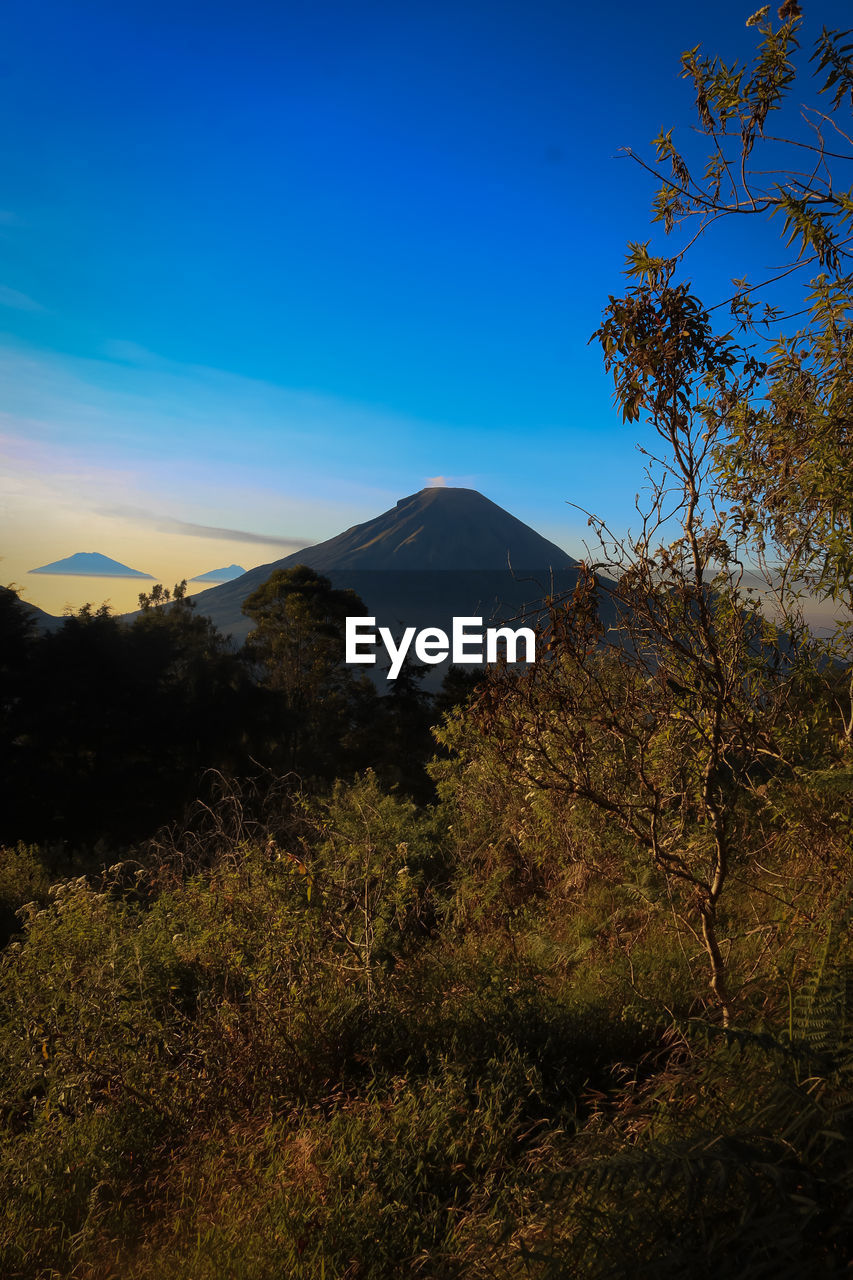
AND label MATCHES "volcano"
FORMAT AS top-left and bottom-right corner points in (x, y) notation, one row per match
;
(187, 487), (581, 656)
(29, 551), (155, 579)
(271, 487), (577, 573)
(189, 564), (247, 583)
